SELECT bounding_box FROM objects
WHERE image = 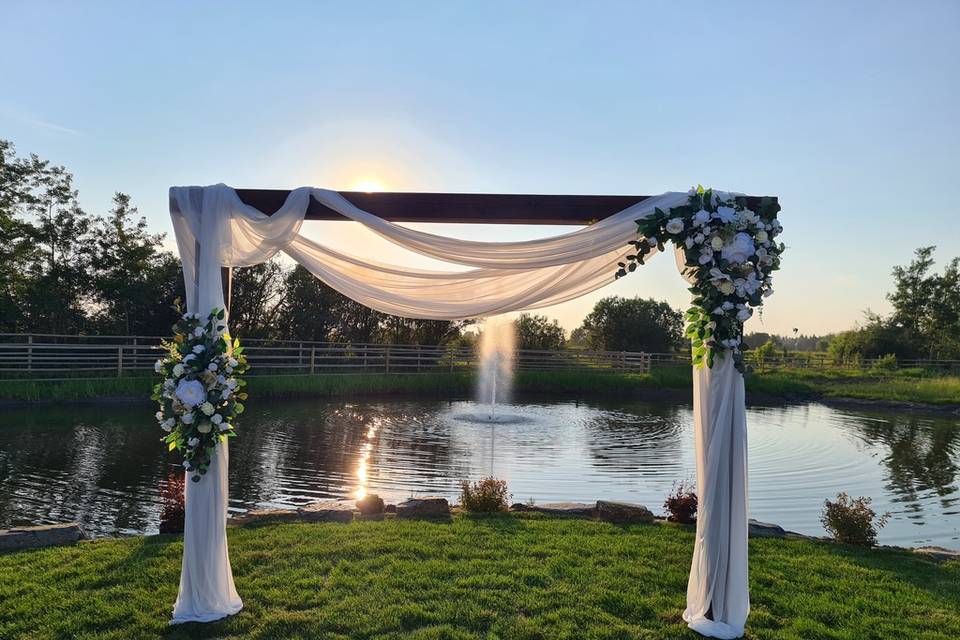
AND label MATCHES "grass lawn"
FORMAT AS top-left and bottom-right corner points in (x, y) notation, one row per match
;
(1, 515), (958, 639)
